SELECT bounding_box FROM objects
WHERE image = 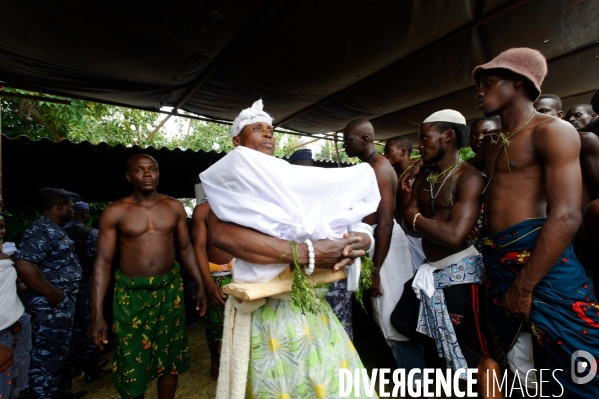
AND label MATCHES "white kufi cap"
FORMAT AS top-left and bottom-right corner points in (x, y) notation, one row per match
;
(423, 109), (466, 125)
(230, 99), (274, 138)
